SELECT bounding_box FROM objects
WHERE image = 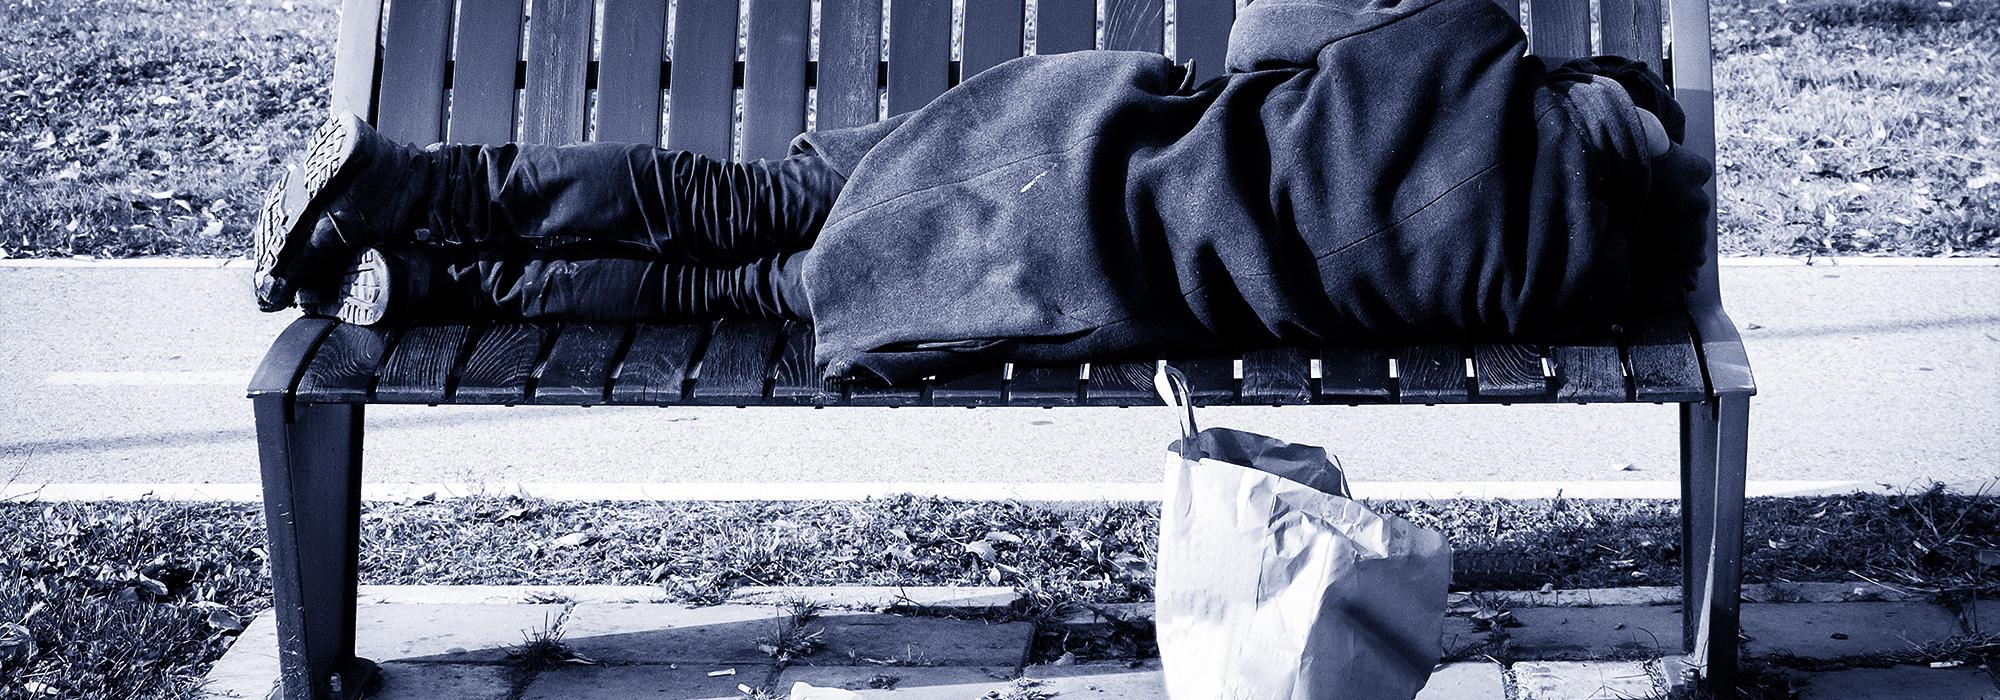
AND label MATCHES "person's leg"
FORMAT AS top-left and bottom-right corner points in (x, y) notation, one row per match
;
(256, 112), (843, 310)
(449, 144), (843, 263)
(309, 245), (809, 324)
